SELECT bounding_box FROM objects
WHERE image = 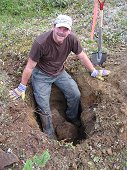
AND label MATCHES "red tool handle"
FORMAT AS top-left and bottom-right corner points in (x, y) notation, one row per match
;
(98, 0), (106, 10)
